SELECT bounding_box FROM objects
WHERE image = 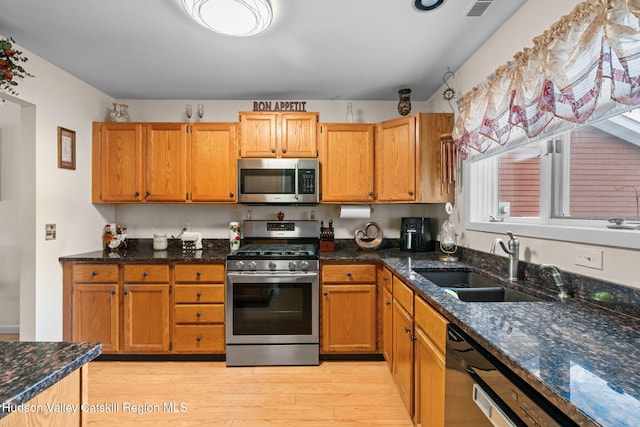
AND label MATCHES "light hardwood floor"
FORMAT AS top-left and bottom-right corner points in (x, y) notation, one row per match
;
(87, 360), (413, 427)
